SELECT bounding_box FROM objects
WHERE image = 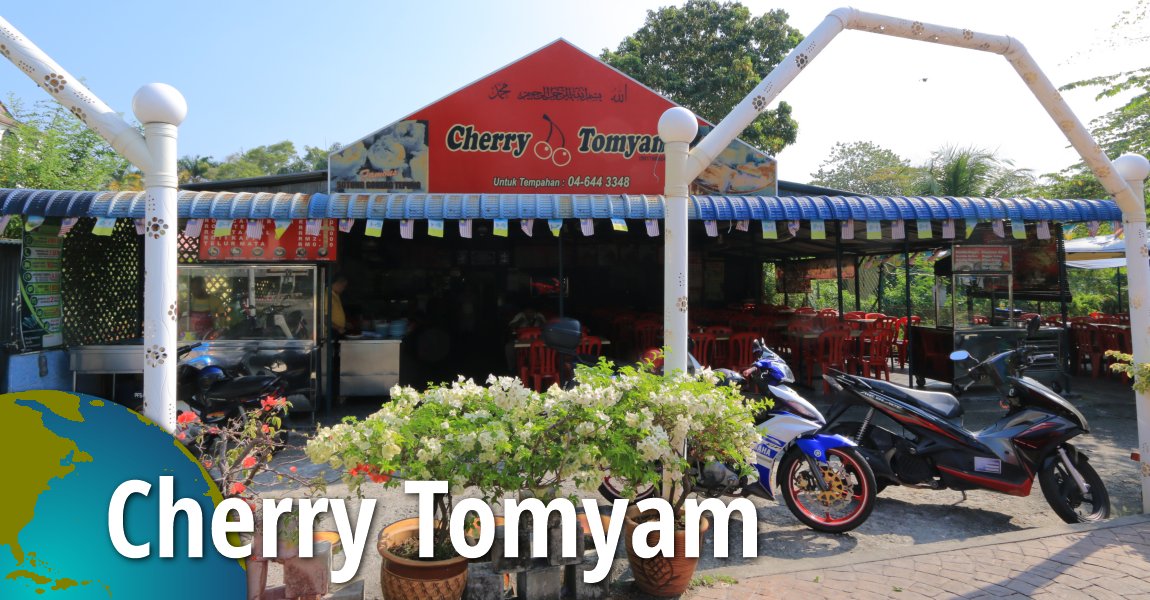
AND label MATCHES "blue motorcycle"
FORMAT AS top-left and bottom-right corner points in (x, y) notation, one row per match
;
(597, 338), (877, 533)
